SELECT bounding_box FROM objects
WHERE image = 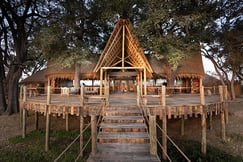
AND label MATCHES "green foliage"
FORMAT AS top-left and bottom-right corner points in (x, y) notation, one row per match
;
(158, 140), (243, 162)
(0, 129), (91, 162)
